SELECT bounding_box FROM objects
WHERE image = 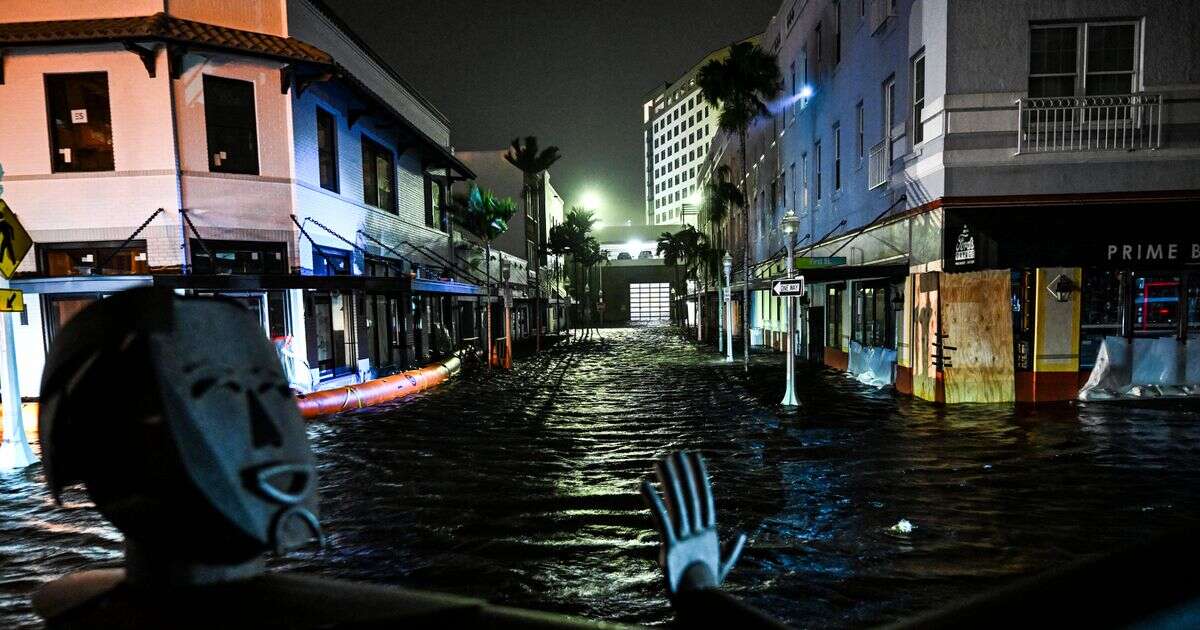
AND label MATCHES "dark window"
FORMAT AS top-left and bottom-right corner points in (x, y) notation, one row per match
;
(909, 54), (925, 145)
(833, 123), (841, 190)
(362, 136), (396, 212)
(815, 22), (823, 63)
(45, 73), (114, 172)
(1029, 23), (1137, 98)
(814, 140), (822, 200)
(311, 290), (355, 376)
(313, 245), (352, 276)
(203, 75), (259, 174)
(856, 101), (865, 157)
(40, 241), (147, 276)
(316, 108), (339, 192)
(1085, 24), (1136, 96)
(190, 240), (287, 275)
(1029, 26), (1078, 97)
(834, 1), (842, 64)
(365, 255), (401, 277)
